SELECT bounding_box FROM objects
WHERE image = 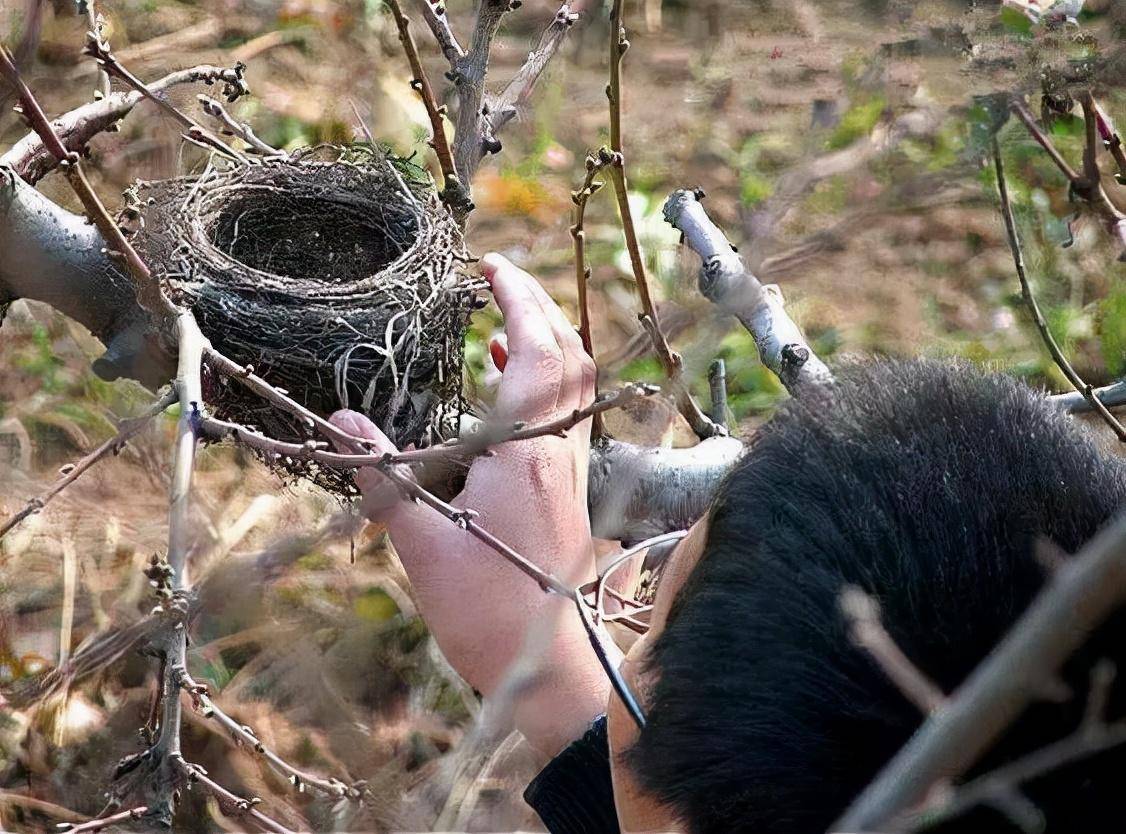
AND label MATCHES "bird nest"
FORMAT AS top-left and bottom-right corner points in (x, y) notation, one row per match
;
(130, 146), (481, 494)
